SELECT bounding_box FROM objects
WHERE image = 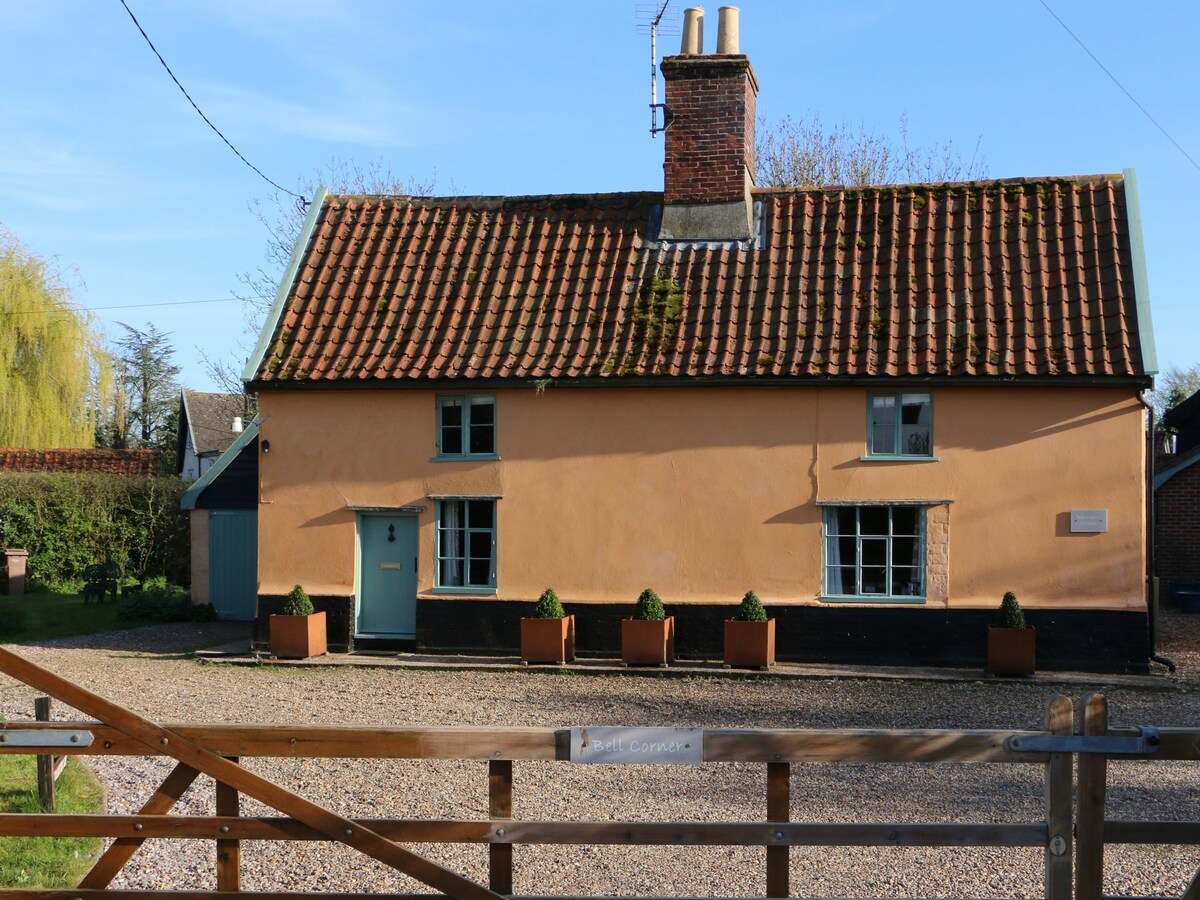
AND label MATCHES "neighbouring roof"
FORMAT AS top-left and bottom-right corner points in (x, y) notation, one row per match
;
(180, 391), (246, 458)
(247, 174), (1152, 387)
(0, 448), (161, 476)
(180, 419), (260, 510)
(1162, 388), (1200, 431)
(1154, 443), (1200, 491)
